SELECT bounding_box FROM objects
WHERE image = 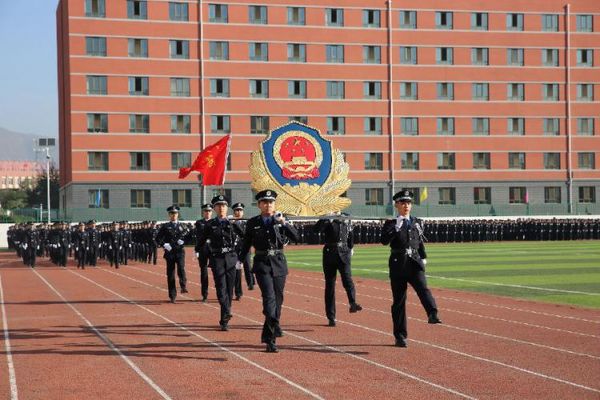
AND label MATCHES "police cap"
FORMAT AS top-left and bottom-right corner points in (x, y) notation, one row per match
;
(166, 205), (180, 213)
(232, 202), (245, 210)
(211, 195), (229, 206)
(393, 189), (413, 203)
(201, 203), (213, 211)
(255, 190), (277, 202)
